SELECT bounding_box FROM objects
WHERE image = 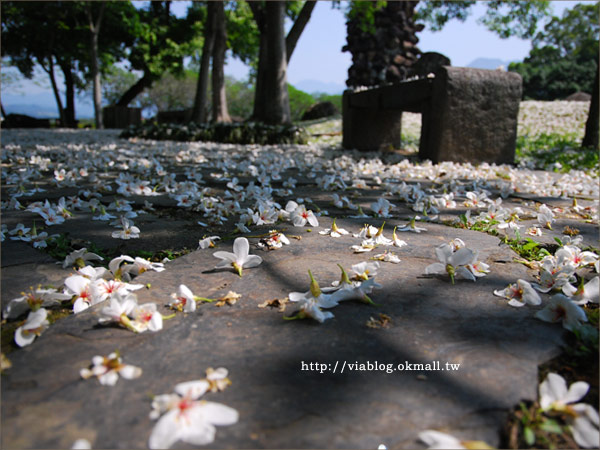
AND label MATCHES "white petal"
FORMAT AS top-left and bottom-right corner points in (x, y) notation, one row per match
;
(178, 284), (194, 301)
(213, 251), (236, 263)
(418, 430), (465, 449)
(99, 371), (119, 386)
(64, 275), (90, 295)
(14, 326), (36, 347)
(4, 297), (29, 320)
(119, 364), (142, 380)
(232, 237), (249, 260)
(288, 292), (308, 303)
(456, 266), (476, 281)
(148, 409), (182, 449)
(425, 263), (445, 275)
(434, 244), (452, 264)
(71, 438), (92, 449)
(564, 381), (590, 404)
(451, 247), (475, 267)
(73, 298), (90, 314)
(243, 255), (262, 269)
(174, 380), (210, 400)
(571, 416), (600, 449)
(149, 312), (163, 331)
(207, 367), (229, 380)
(534, 307), (558, 324)
(539, 373), (568, 410)
(198, 401), (239, 426)
(178, 411), (216, 446)
(508, 298), (526, 307)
